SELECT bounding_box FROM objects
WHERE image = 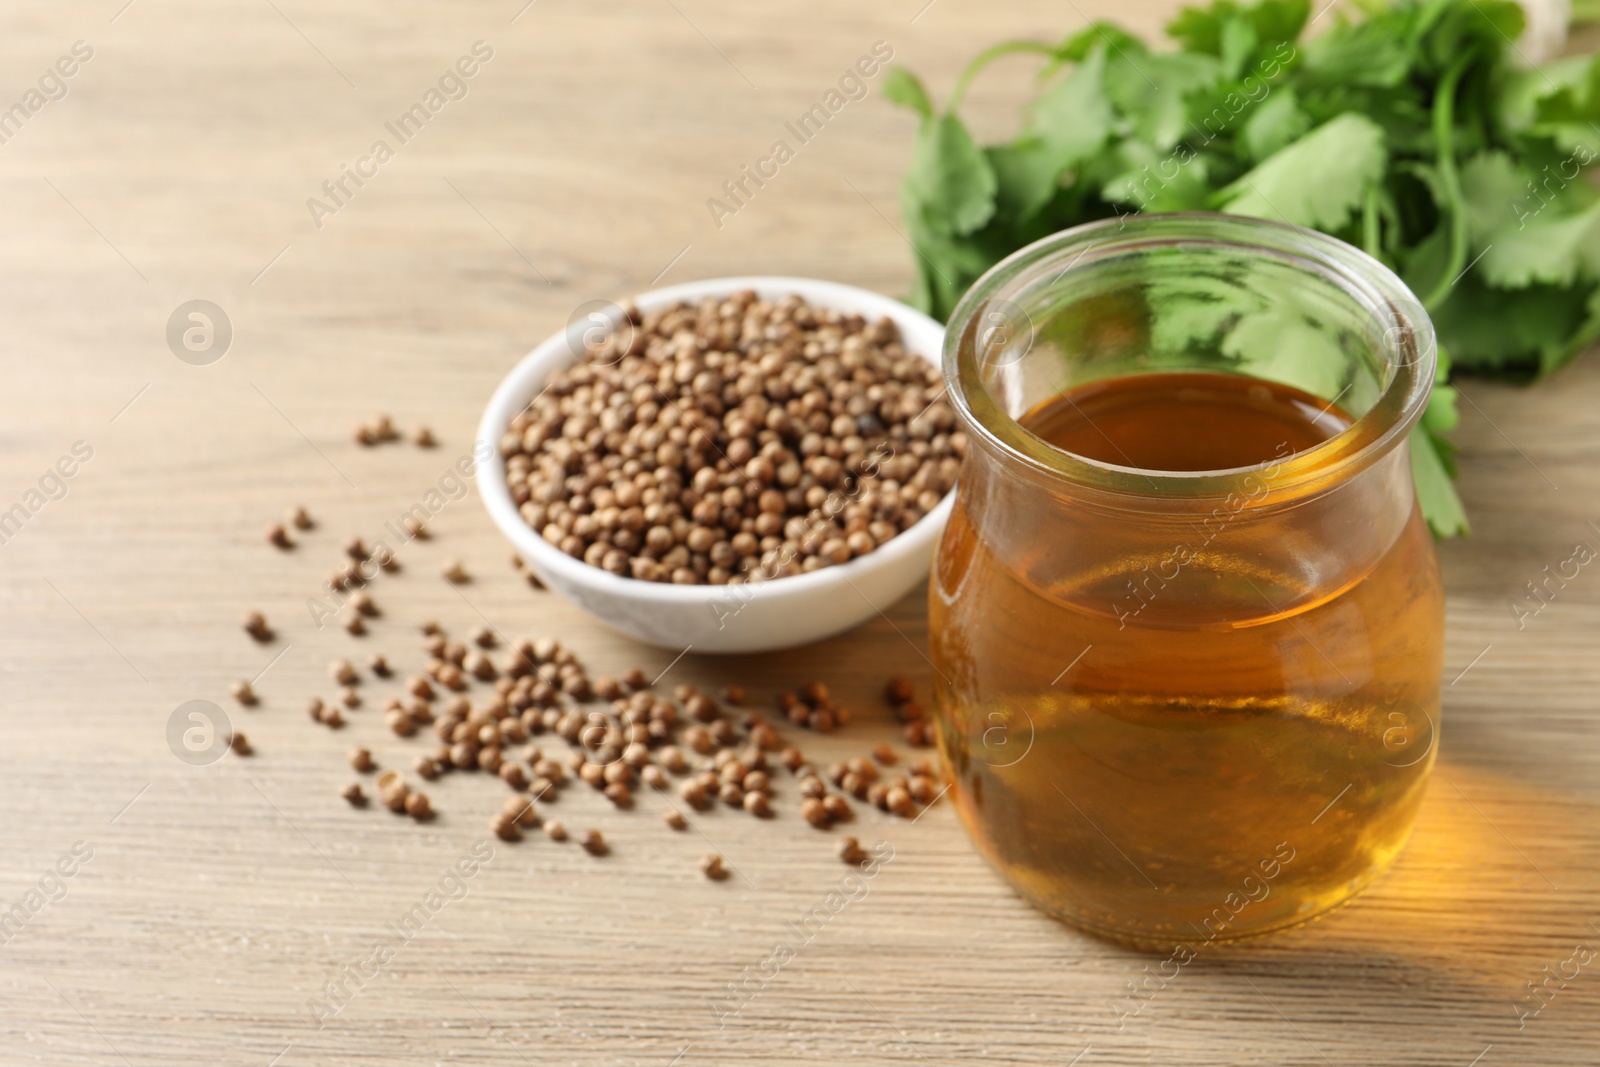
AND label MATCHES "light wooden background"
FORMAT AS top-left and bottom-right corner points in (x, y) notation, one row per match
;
(1, 1), (1597, 1064)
